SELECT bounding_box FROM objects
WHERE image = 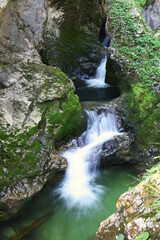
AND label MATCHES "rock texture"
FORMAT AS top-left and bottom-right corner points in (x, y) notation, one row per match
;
(143, 0), (160, 31)
(43, 0), (106, 79)
(0, 0), (9, 13)
(0, 0), (85, 220)
(97, 172), (160, 240)
(101, 132), (135, 165)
